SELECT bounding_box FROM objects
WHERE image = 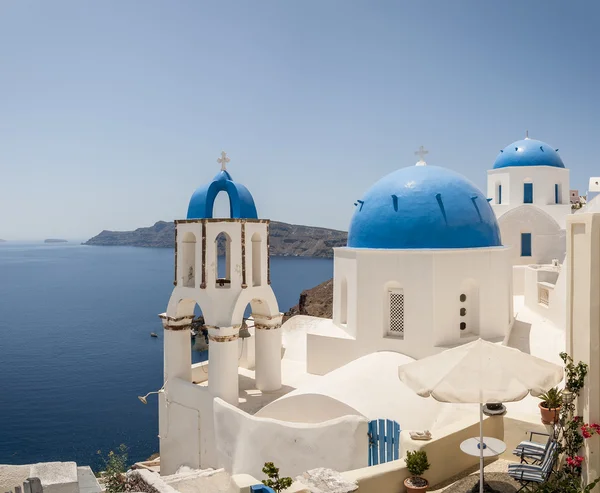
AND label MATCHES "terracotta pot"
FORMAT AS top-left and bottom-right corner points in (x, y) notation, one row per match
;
(539, 402), (561, 424)
(404, 477), (428, 493)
